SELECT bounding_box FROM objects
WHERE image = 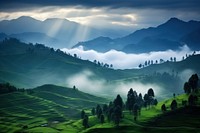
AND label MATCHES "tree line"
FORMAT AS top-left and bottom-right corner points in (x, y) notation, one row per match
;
(161, 73), (199, 113)
(0, 83), (34, 95)
(138, 51), (197, 69)
(81, 88), (158, 128)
